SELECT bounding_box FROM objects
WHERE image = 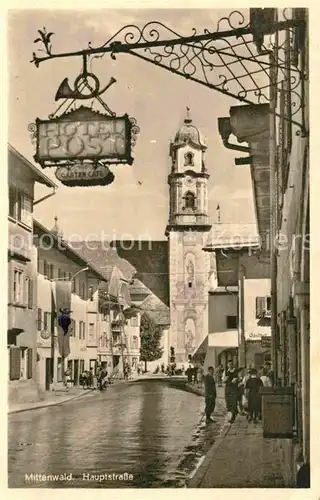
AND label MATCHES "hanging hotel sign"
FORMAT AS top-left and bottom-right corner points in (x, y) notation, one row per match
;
(33, 107), (138, 166)
(29, 106), (140, 180)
